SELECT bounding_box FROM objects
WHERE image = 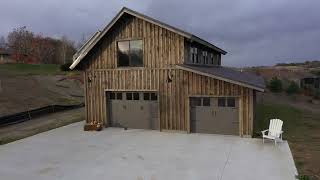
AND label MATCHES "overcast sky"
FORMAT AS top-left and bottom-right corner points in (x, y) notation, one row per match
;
(1, 0), (319, 67)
